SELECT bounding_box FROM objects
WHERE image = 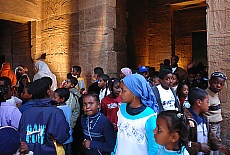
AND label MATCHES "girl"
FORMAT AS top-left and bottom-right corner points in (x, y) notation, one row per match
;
(98, 74), (110, 102)
(154, 110), (190, 155)
(101, 78), (122, 131)
(119, 67), (132, 79)
(17, 74), (30, 98)
(115, 74), (159, 155)
(177, 83), (190, 109)
(15, 65), (29, 84)
(172, 73), (179, 92)
(81, 93), (116, 155)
